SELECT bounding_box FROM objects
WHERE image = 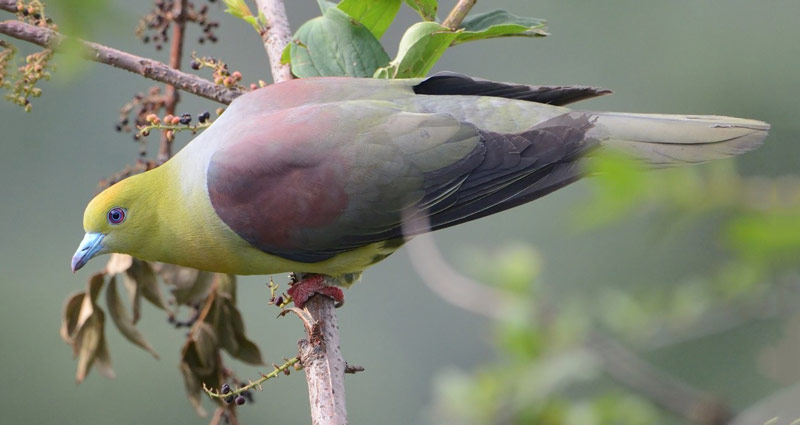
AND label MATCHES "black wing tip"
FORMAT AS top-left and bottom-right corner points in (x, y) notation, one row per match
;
(413, 72), (612, 106)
